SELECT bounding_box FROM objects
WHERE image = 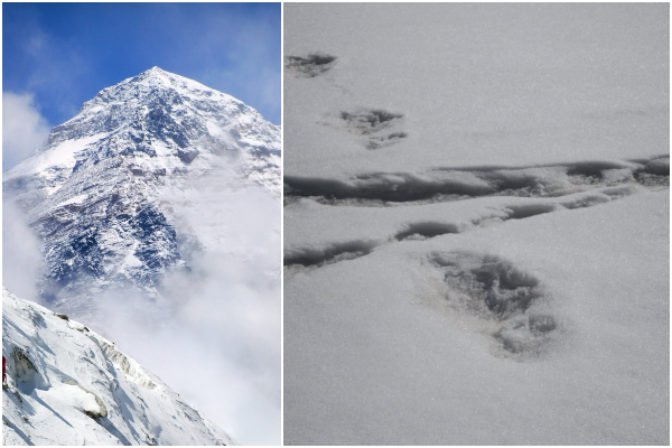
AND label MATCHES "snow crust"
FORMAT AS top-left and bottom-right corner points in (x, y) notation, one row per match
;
(285, 191), (669, 445)
(2, 289), (232, 446)
(285, 3), (668, 179)
(284, 3), (669, 444)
